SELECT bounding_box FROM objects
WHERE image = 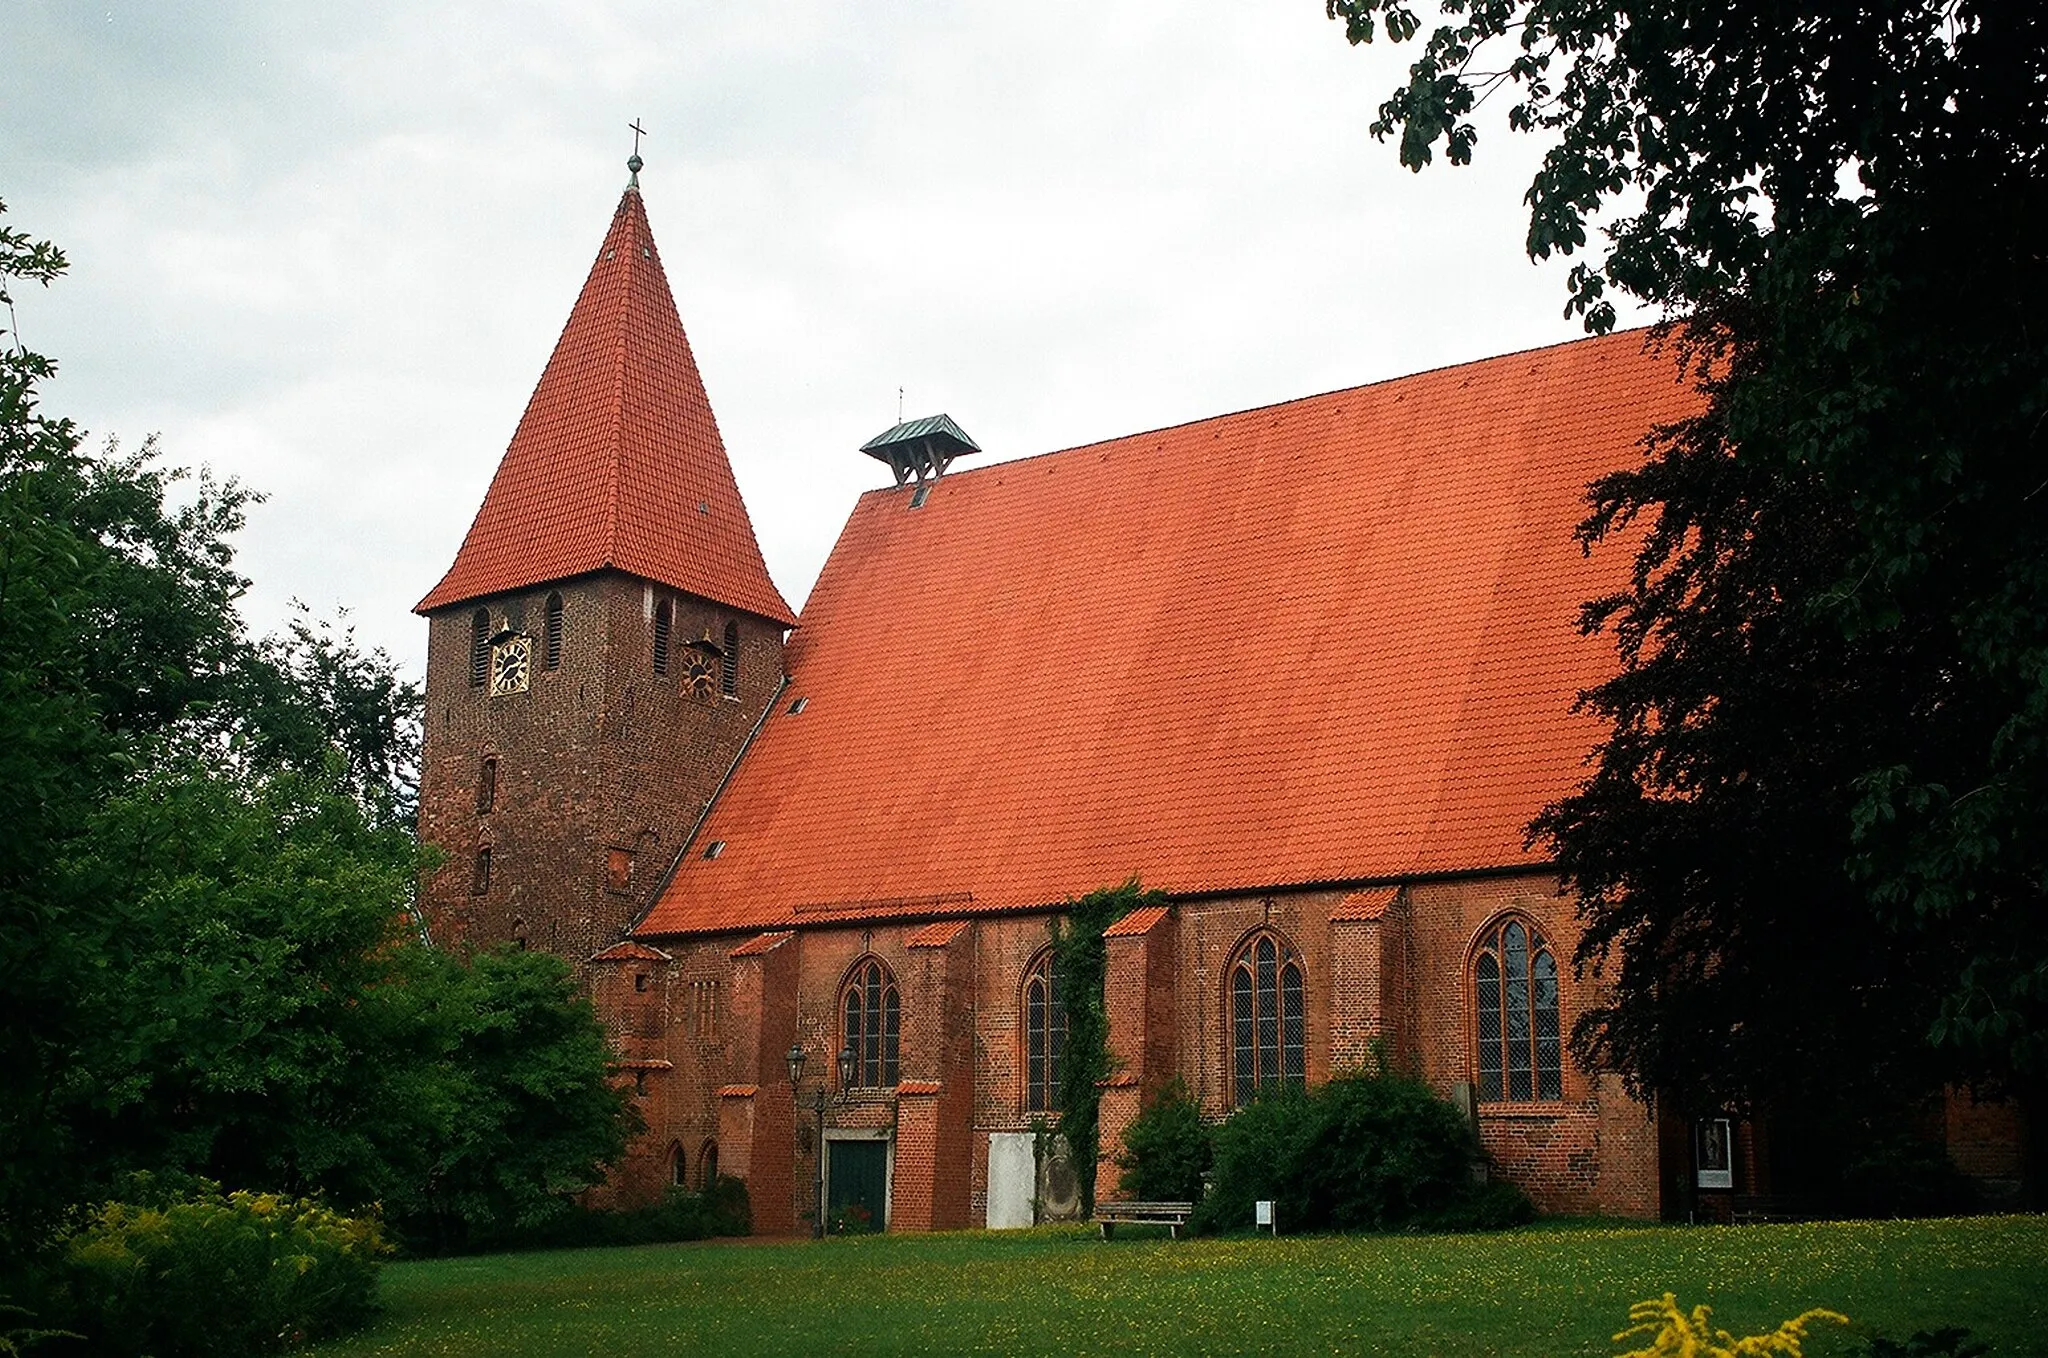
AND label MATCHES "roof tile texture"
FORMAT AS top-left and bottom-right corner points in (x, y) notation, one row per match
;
(639, 330), (1702, 938)
(417, 189), (794, 624)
